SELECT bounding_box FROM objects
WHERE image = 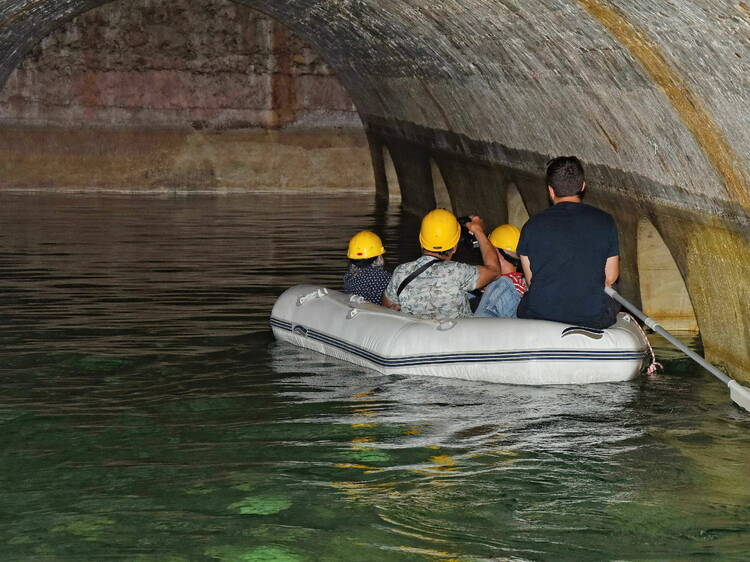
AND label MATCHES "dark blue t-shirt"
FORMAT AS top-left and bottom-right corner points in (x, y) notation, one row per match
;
(342, 266), (391, 305)
(516, 202), (619, 328)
